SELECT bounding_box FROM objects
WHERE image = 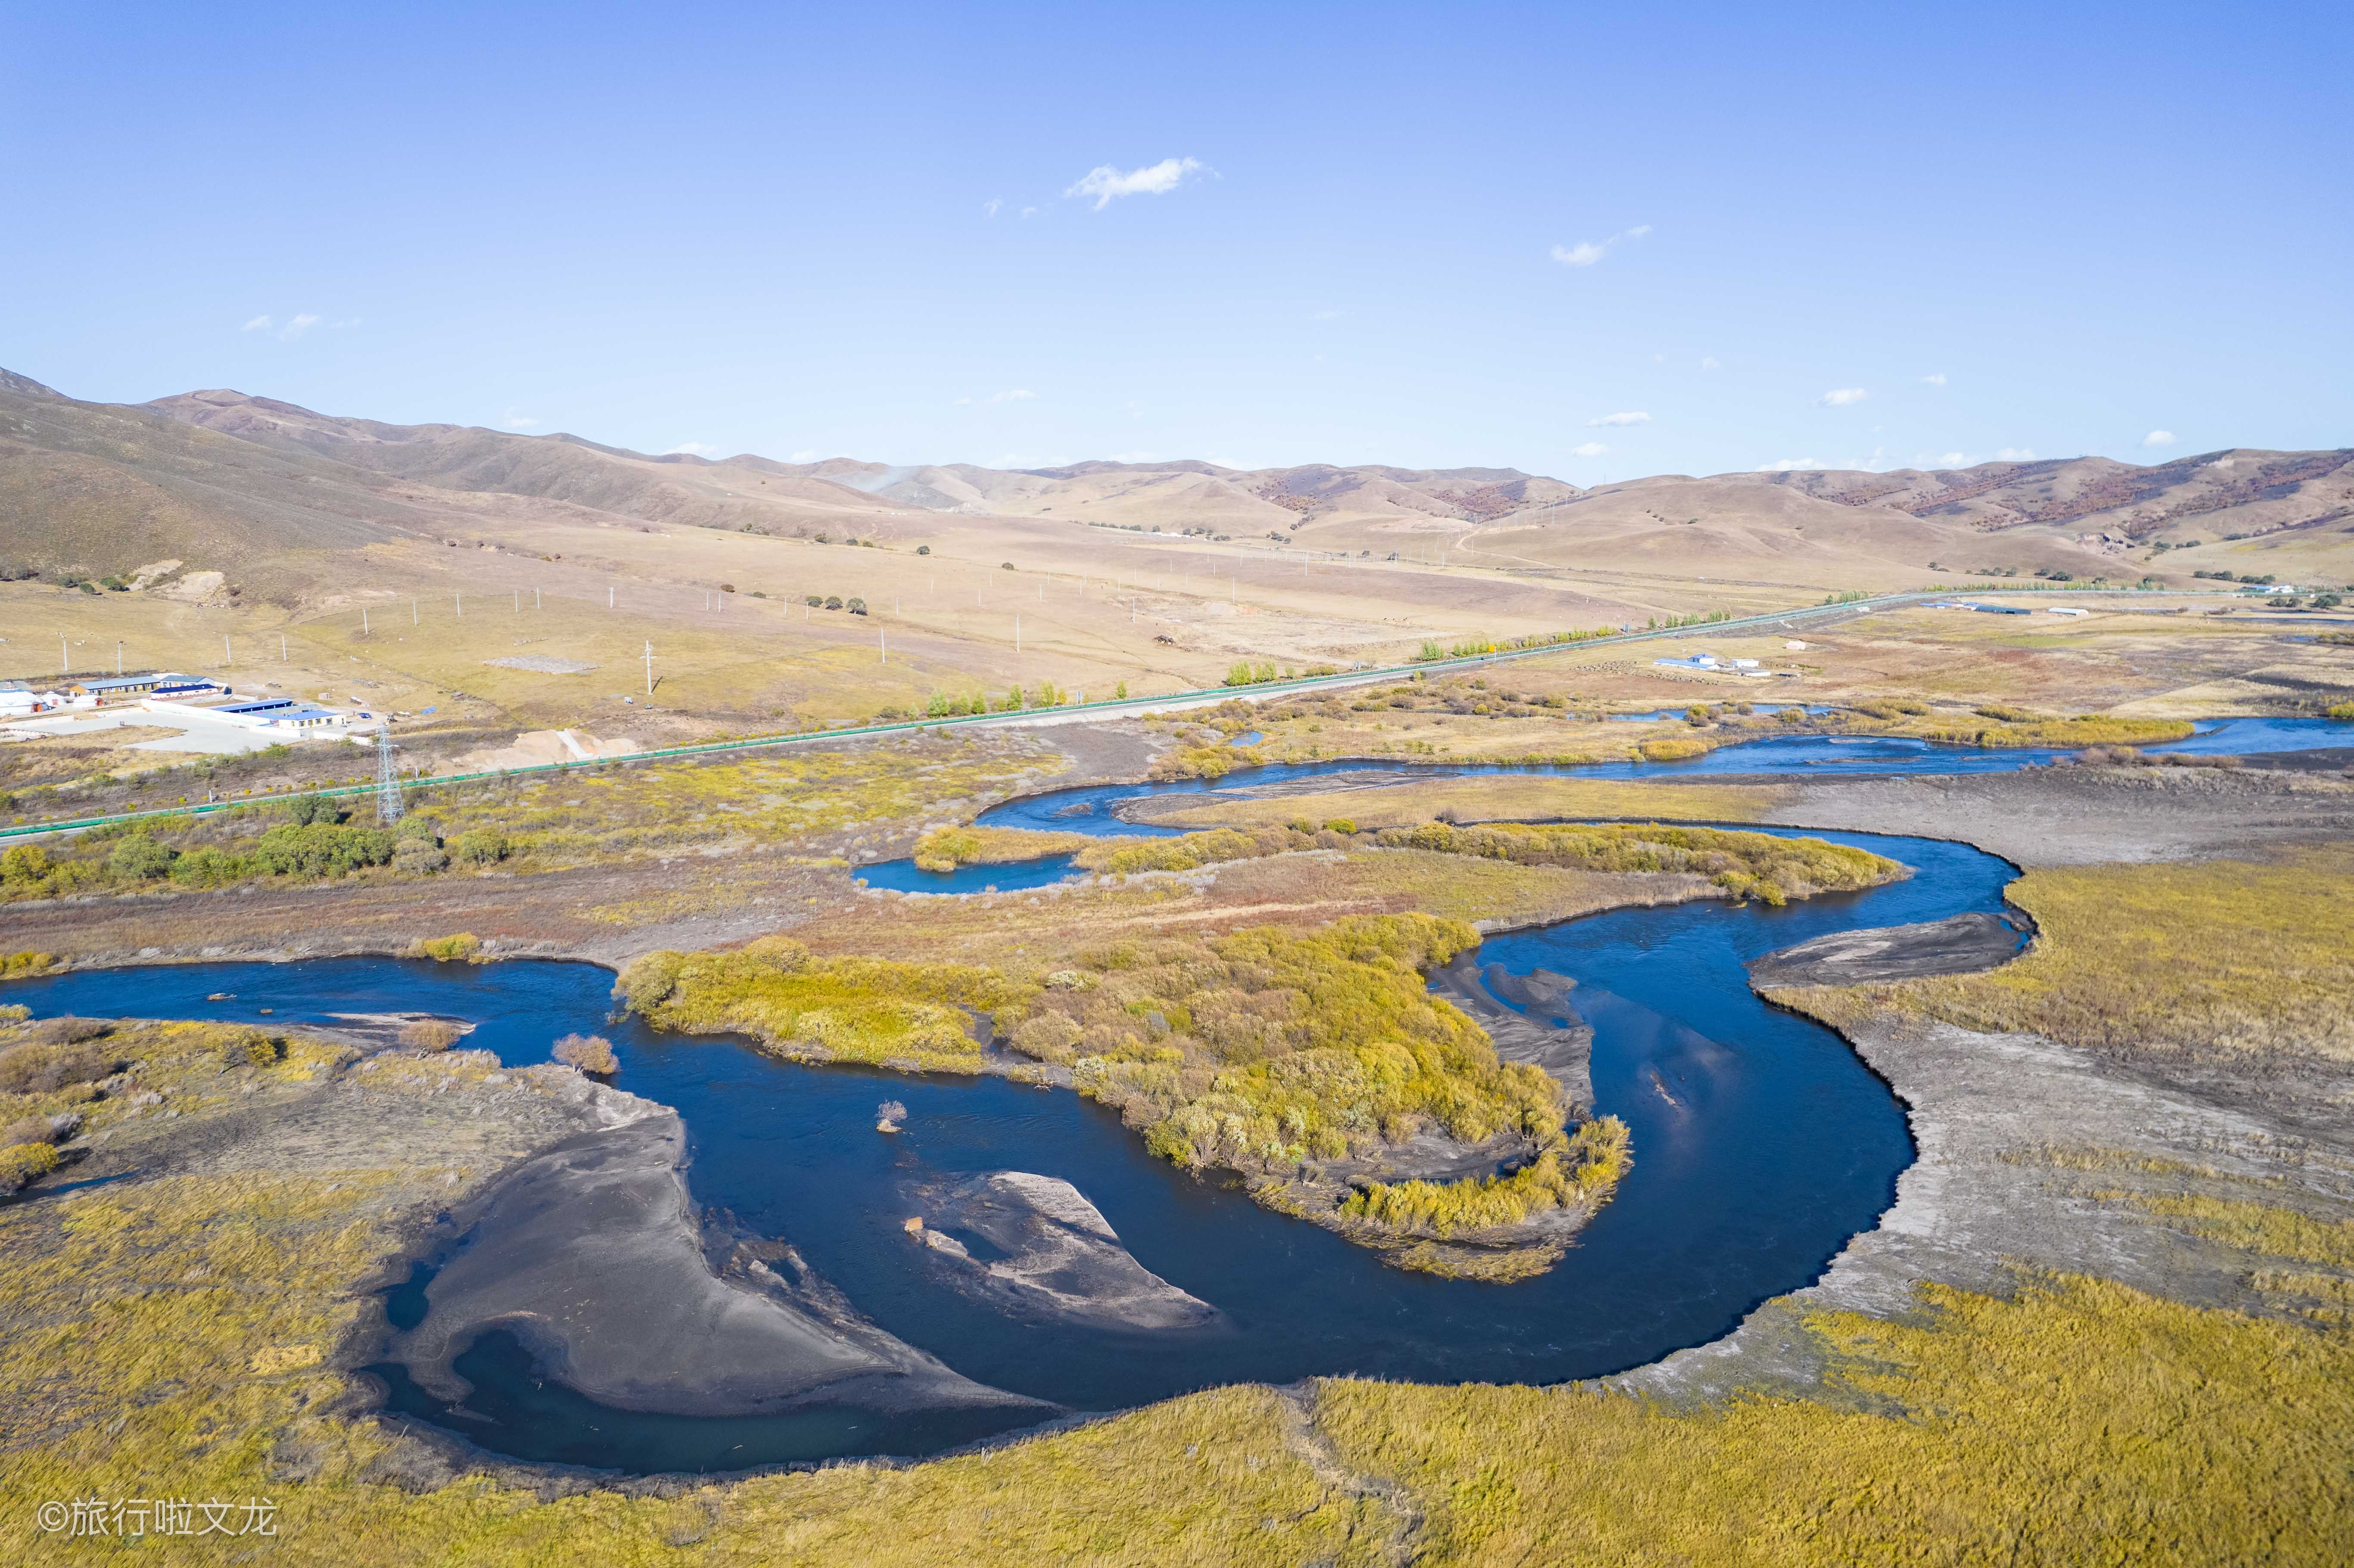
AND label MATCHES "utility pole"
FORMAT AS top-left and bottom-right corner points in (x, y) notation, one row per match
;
(455, 593), (462, 618)
(116, 641), (123, 675)
(224, 635), (232, 666)
(642, 640), (655, 696)
(412, 598), (418, 625)
(514, 589), (520, 612)
(535, 587), (542, 609)
(608, 586), (615, 610)
(880, 629), (887, 665)
(281, 634), (287, 660)
(1015, 614), (1021, 654)
(59, 634), (66, 673)
(363, 608), (370, 635)
(374, 725), (403, 824)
